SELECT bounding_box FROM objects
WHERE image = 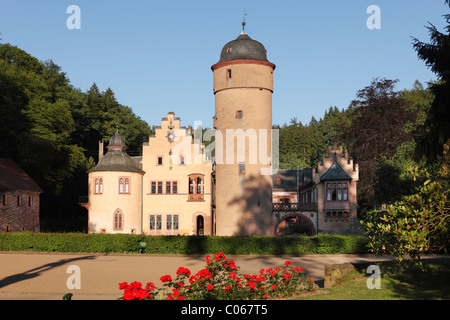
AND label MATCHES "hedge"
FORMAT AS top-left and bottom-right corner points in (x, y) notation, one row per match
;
(0, 232), (369, 255)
